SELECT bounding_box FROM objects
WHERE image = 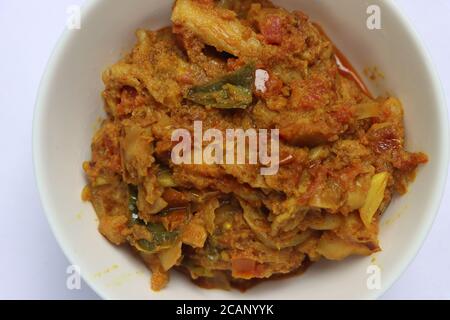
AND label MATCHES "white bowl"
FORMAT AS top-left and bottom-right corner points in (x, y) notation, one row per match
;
(33, 0), (449, 299)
